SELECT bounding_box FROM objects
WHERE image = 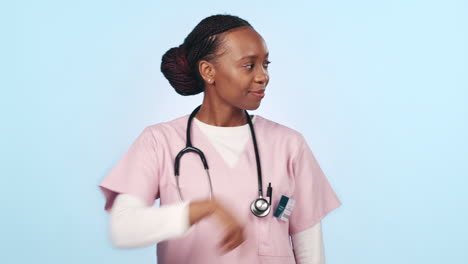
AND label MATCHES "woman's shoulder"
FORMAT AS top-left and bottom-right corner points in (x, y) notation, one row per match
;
(138, 114), (190, 139)
(255, 115), (306, 145)
(149, 114), (189, 128)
